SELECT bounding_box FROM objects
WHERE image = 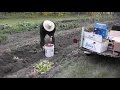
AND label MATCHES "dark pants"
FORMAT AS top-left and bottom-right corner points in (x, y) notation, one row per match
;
(40, 32), (55, 48)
